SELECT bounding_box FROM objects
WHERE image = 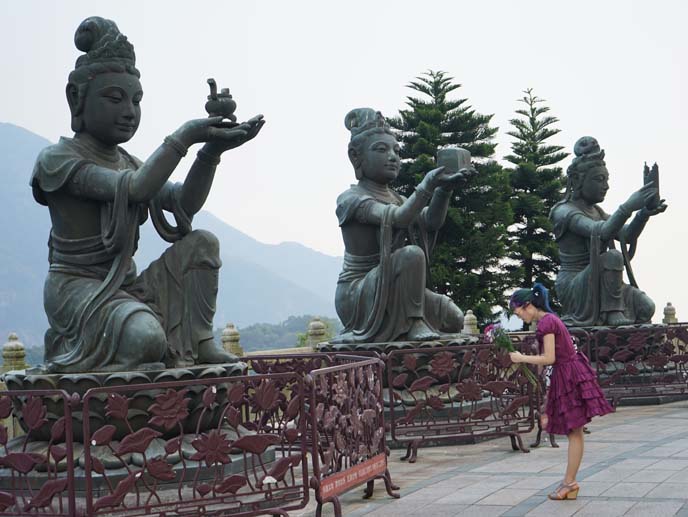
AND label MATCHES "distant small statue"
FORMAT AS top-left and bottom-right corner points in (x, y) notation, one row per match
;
(550, 136), (666, 326)
(31, 17), (264, 372)
(331, 108), (475, 343)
